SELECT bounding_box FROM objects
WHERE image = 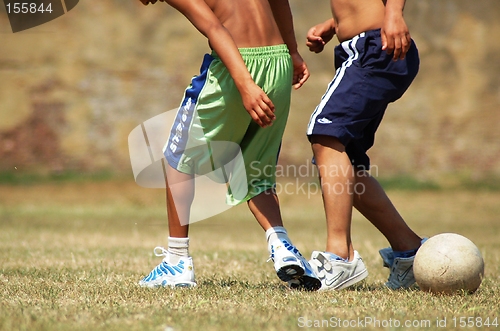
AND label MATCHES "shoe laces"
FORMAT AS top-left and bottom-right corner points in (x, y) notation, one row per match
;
(150, 247), (187, 276)
(154, 246), (169, 257)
